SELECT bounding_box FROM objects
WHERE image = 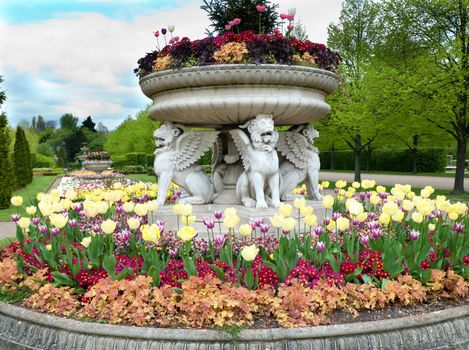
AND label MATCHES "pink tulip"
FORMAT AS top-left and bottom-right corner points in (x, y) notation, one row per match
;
(280, 13), (287, 20)
(317, 241), (326, 253)
(287, 14), (295, 21)
(287, 24), (295, 31)
(229, 20), (235, 27)
(154, 31), (159, 37)
(256, 5), (266, 12)
(225, 24), (232, 30)
(232, 18), (241, 25)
